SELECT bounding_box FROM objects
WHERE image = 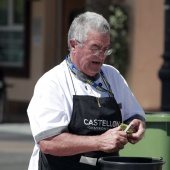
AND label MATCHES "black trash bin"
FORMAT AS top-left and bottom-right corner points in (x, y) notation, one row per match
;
(98, 156), (165, 170)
